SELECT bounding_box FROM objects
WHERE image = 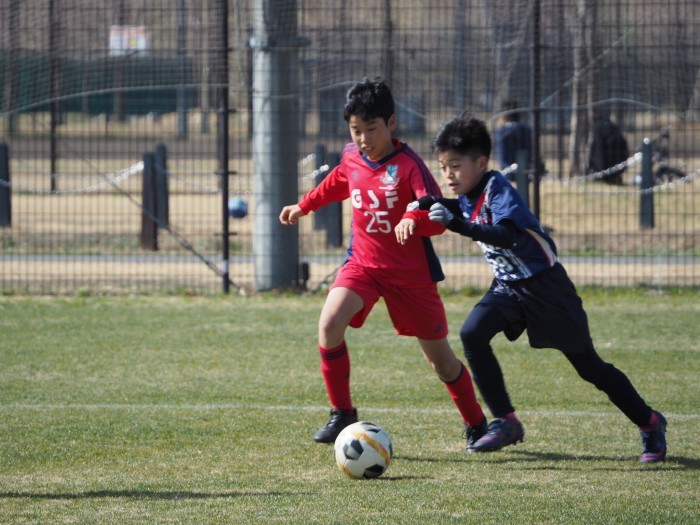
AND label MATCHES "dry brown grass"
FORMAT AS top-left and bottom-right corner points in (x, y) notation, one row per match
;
(2, 134), (698, 293)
